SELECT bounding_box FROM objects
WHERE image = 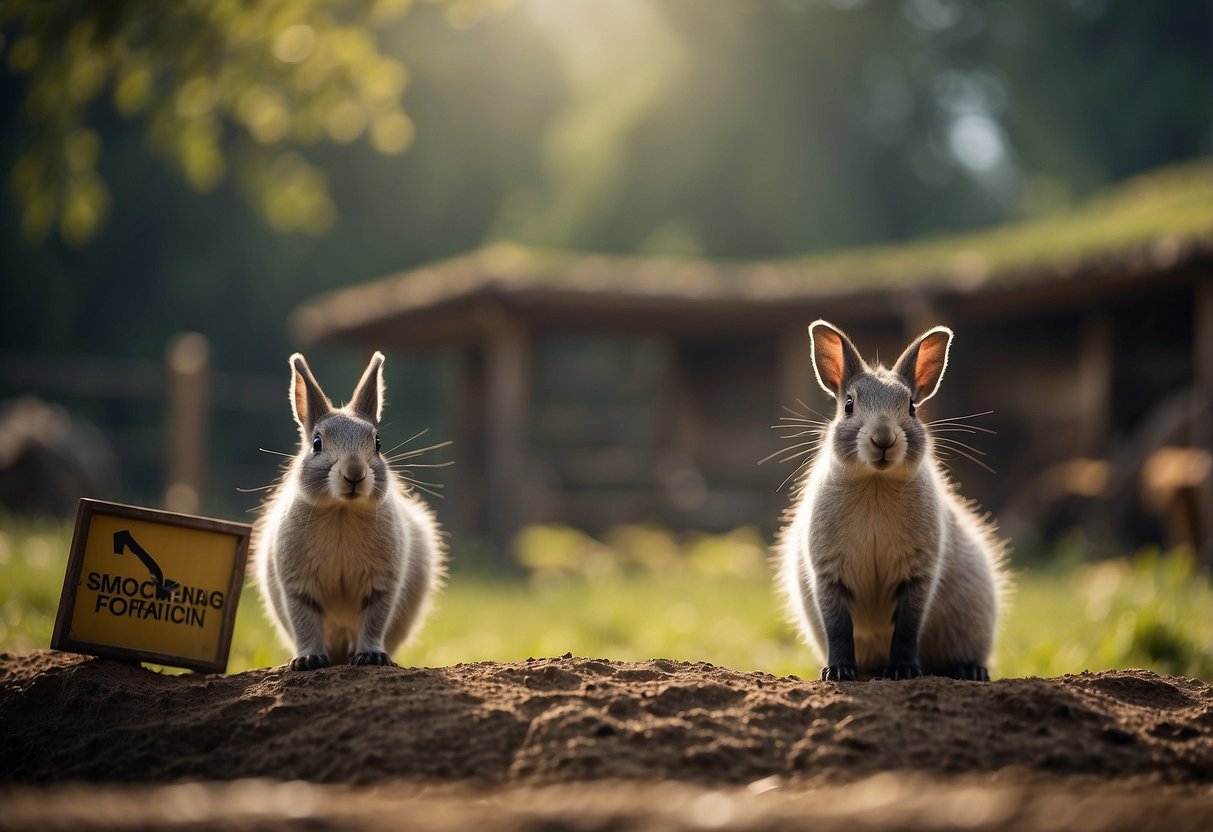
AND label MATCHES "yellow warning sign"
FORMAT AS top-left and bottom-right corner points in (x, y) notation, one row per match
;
(51, 499), (251, 673)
